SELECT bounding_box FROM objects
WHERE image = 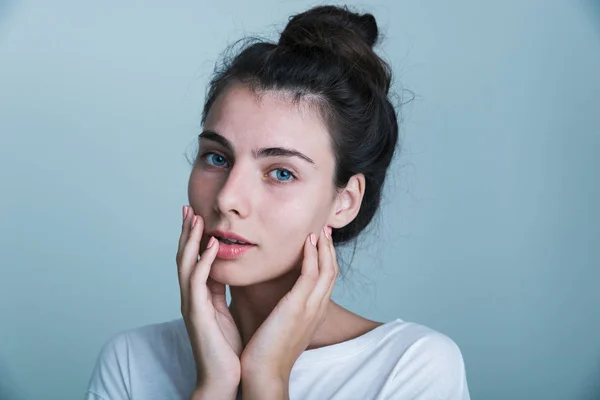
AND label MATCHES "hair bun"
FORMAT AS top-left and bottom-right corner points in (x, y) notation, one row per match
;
(278, 5), (379, 55)
(355, 14), (378, 47)
(277, 5), (390, 94)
